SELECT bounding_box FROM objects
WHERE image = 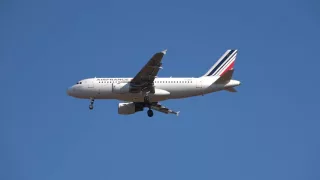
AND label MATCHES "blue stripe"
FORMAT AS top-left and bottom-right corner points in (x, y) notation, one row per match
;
(212, 51), (237, 76)
(207, 50), (235, 76)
